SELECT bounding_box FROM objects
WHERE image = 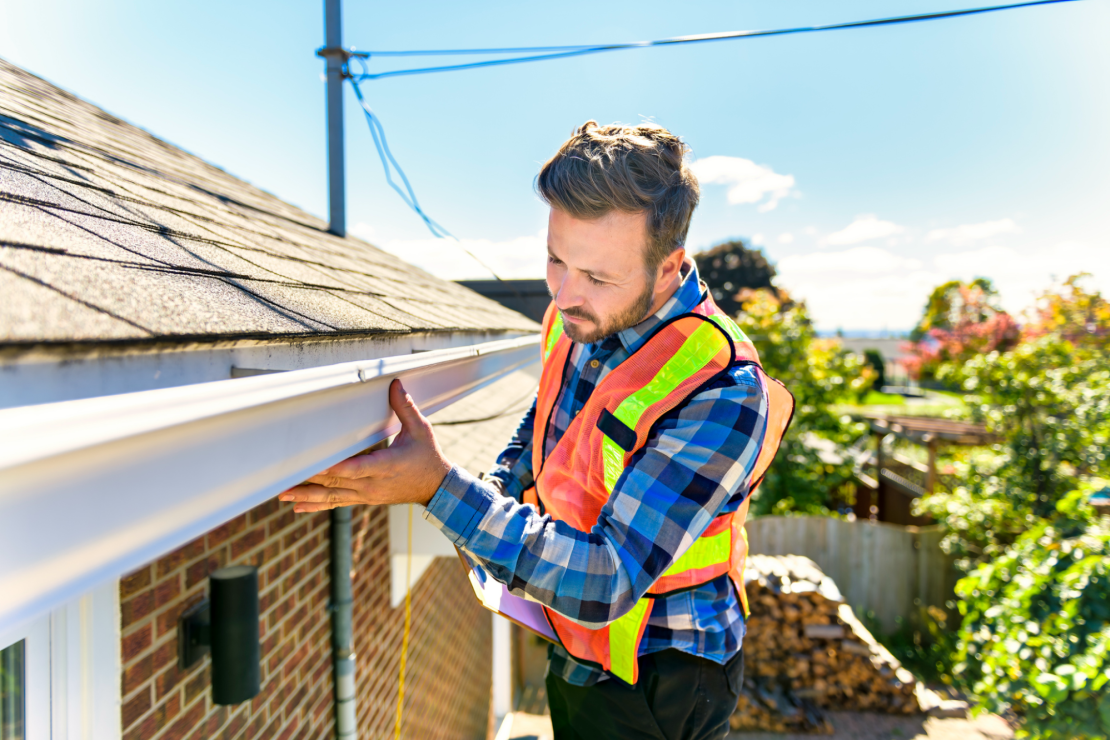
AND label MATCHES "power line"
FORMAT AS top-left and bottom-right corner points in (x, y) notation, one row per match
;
(350, 0), (1080, 81)
(348, 73), (506, 279)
